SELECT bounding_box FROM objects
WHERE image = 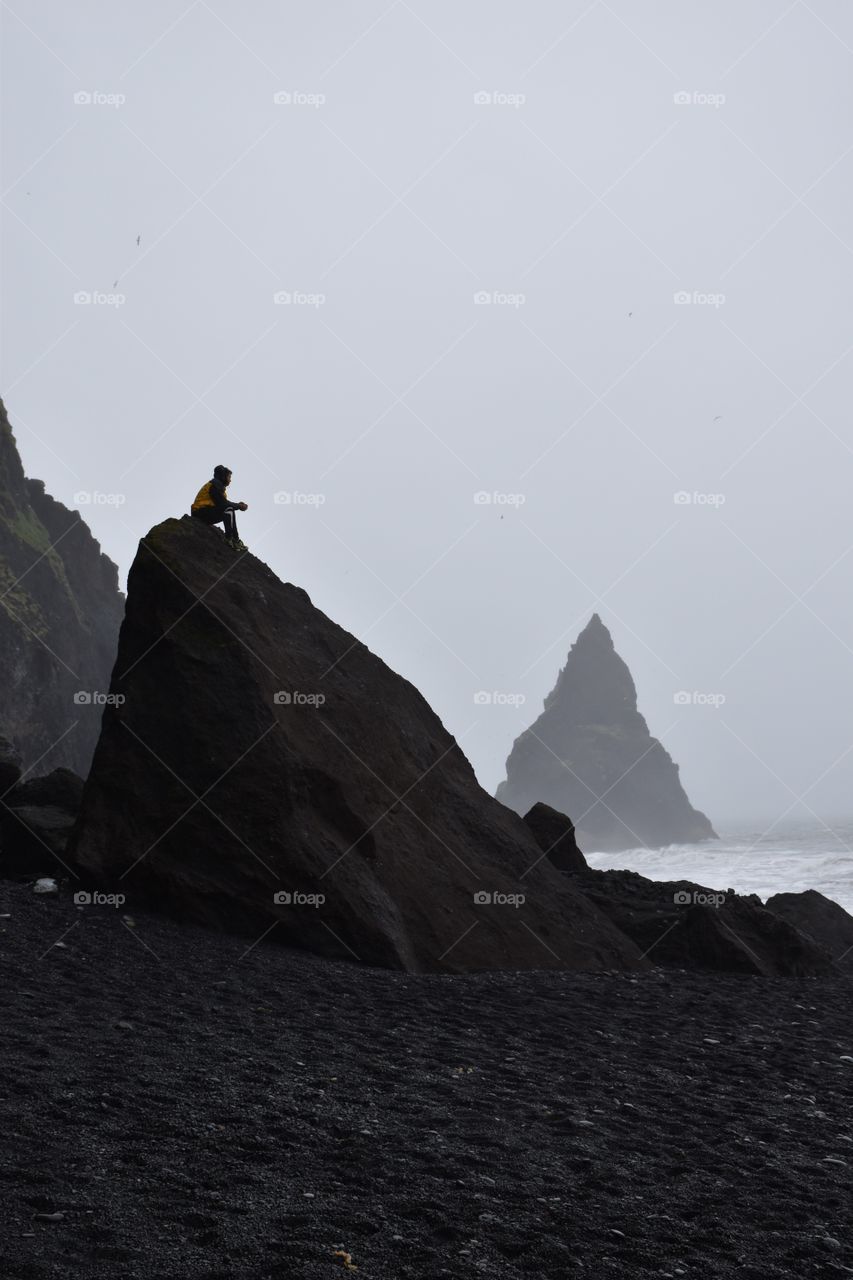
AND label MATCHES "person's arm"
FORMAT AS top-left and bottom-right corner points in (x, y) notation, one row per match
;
(210, 478), (237, 515)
